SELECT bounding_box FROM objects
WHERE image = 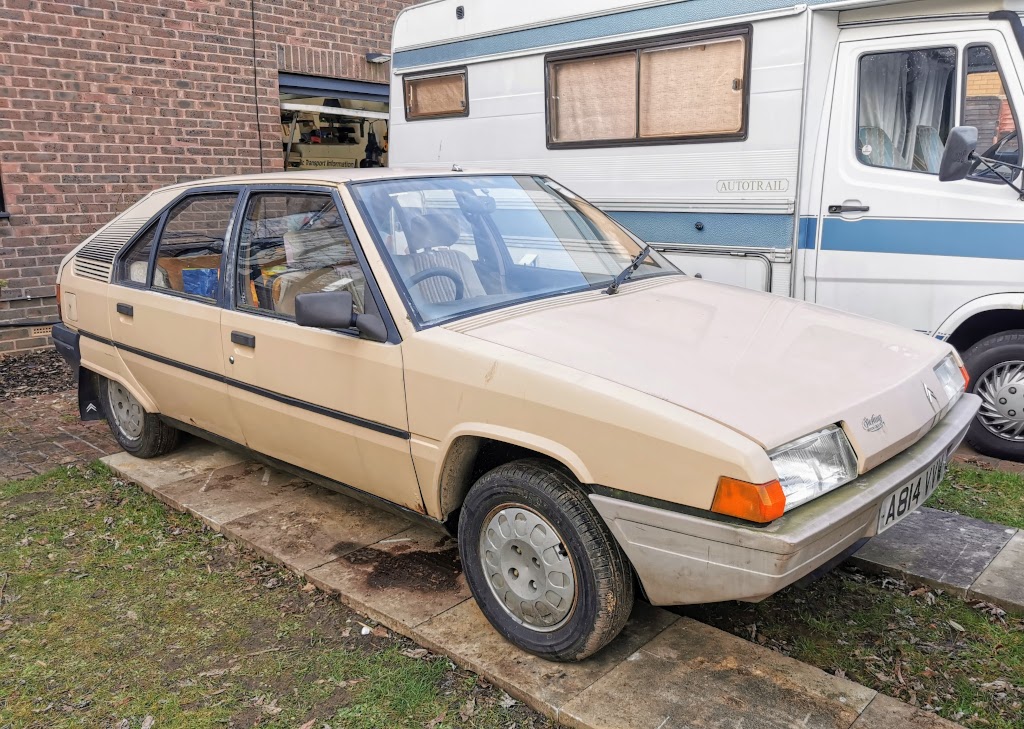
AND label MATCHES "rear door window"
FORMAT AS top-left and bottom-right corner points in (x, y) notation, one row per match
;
(151, 193), (238, 301)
